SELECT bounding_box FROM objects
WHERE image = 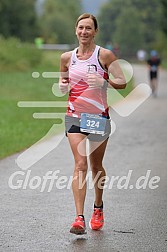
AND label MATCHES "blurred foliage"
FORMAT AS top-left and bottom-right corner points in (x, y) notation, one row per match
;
(0, 0), (166, 62)
(38, 0), (82, 43)
(114, 6), (144, 57)
(0, 37), (42, 71)
(161, 0), (167, 36)
(0, 0), (38, 41)
(98, 0), (163, 58)
(158, 0), (167, 65)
